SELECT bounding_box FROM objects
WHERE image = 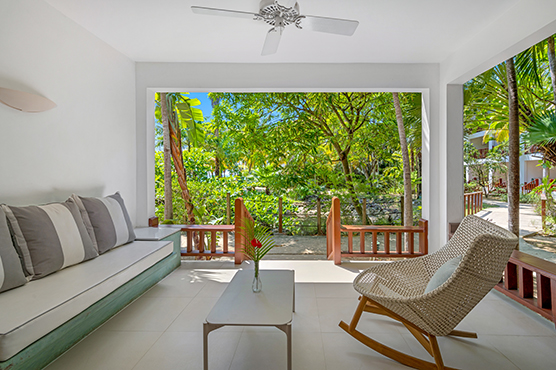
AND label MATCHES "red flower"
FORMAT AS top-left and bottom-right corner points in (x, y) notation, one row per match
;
(251, 238), (262, 248)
